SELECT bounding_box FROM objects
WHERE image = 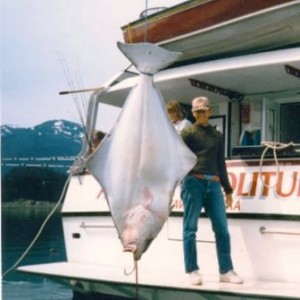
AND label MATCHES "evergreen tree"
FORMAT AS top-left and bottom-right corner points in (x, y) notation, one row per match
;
(2, 167), (68, 203)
